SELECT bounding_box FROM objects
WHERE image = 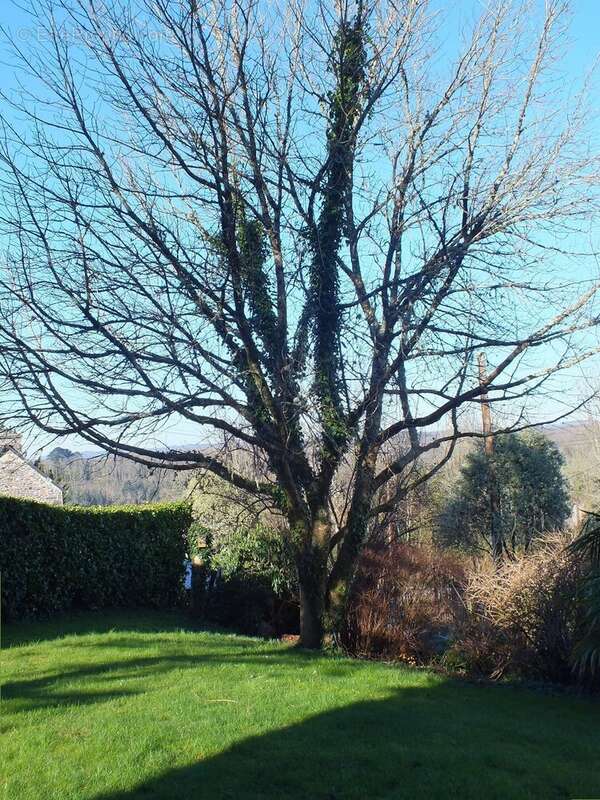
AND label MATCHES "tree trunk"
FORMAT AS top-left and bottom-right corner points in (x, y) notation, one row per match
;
(296, 510), (331, 649)
(478, 352), (503, 562)
(326, 471), (375, 633)
(298, 583), (324, 649)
